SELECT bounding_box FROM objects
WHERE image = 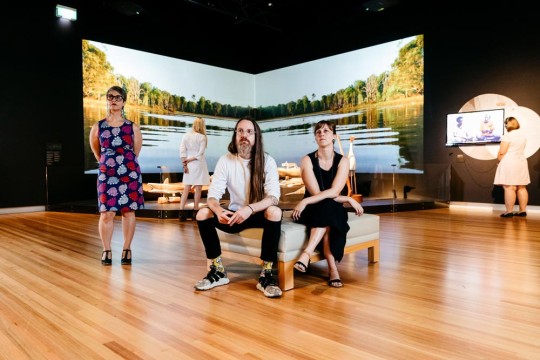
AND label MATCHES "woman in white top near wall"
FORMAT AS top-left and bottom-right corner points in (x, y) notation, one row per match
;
(179, 117), (210, 220)
(493, 116), (530, 218)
